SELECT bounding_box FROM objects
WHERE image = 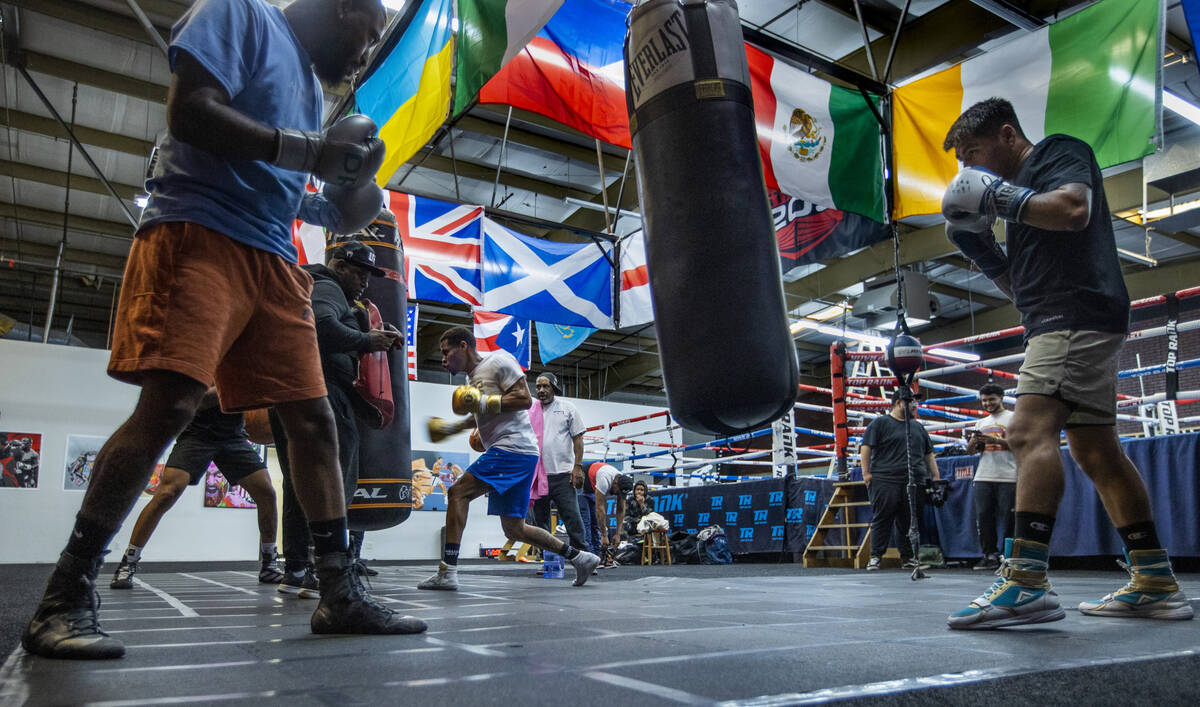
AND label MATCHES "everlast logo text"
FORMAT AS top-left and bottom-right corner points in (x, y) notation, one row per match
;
(627, 10), (689, 103)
